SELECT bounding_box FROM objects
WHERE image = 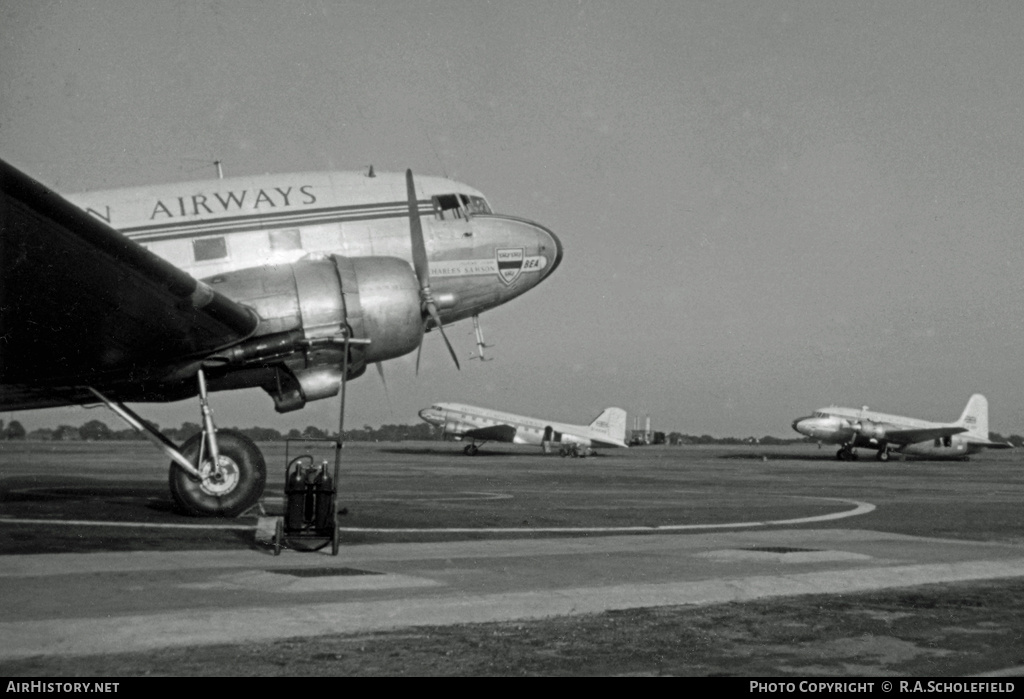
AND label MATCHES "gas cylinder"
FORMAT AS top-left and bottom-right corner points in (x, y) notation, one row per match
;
(285, 463), (306, 531)
(303, 465), (319, 523)
(315, 461), (335, 530)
